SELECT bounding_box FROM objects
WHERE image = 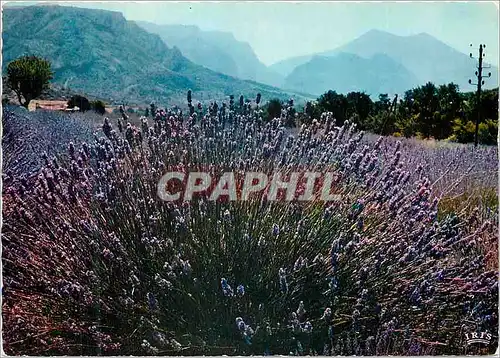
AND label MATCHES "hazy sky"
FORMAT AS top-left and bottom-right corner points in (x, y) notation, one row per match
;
(5, 1), (500, 66)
